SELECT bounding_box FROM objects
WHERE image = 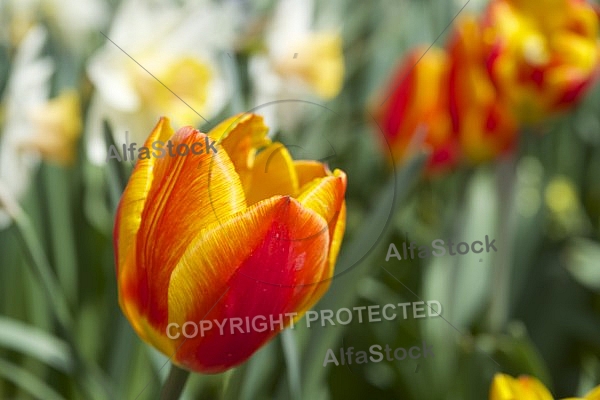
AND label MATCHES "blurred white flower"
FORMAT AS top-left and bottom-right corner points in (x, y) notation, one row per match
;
(248, 0), (344, 133)
(86, 0), (240, 164)
(7, 0), (109, 52)
(0, 26), (54, 228)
